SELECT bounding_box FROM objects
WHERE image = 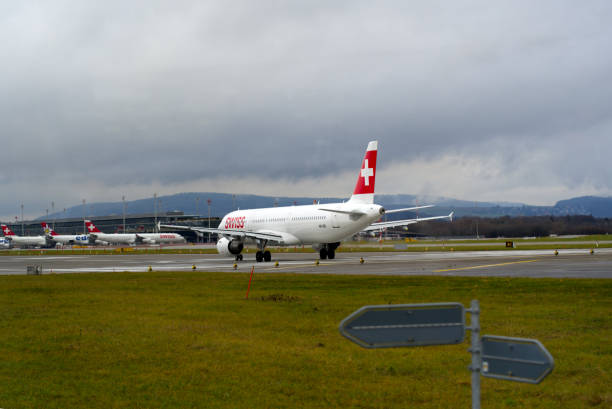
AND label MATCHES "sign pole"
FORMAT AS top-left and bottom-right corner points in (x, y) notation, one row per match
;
(468, 299), (481, 409)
